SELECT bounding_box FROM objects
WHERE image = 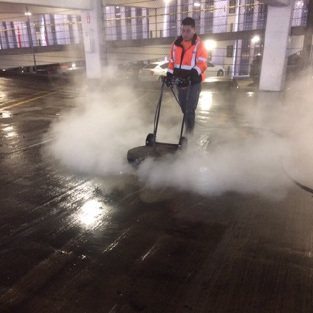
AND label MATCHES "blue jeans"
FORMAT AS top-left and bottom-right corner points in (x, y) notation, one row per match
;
(177, 82), (201, 133)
